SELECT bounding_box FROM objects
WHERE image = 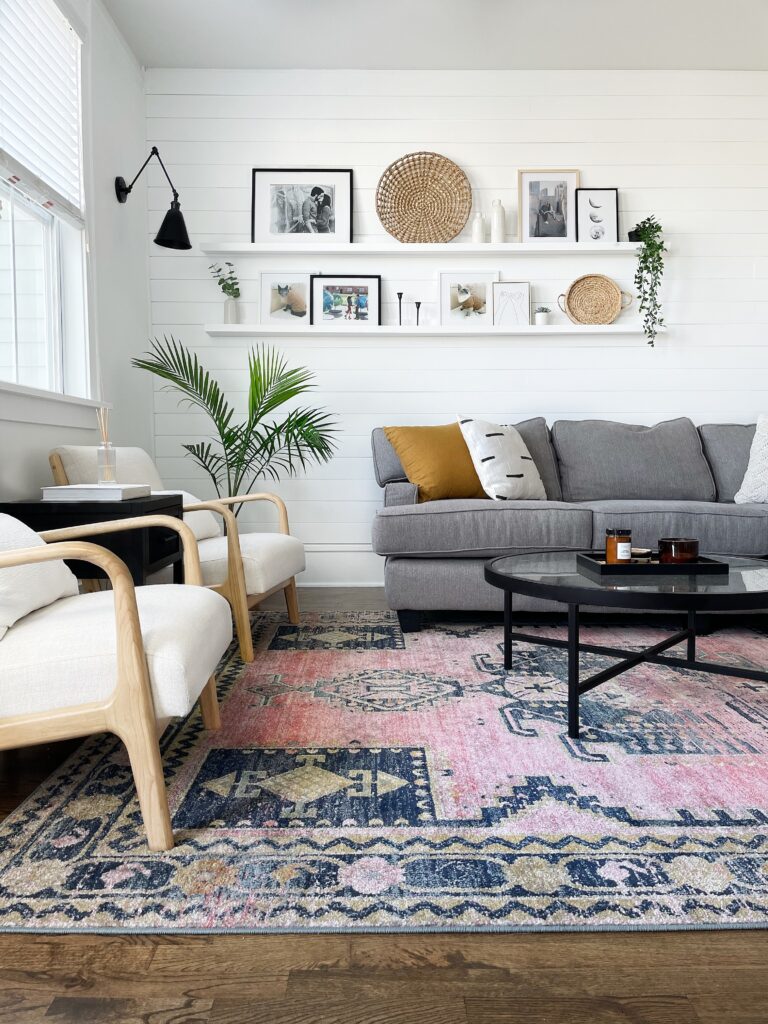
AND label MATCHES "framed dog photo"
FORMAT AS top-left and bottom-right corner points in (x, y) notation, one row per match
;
(576, 187), (619, 243)
(310, 275), (381, 326)
(251, 169), (353, 243)
(493, 281), (531, 327)
(439, 272), (499, 325)
(518, 169), (580, 243)
(260, 273), (310, 324)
